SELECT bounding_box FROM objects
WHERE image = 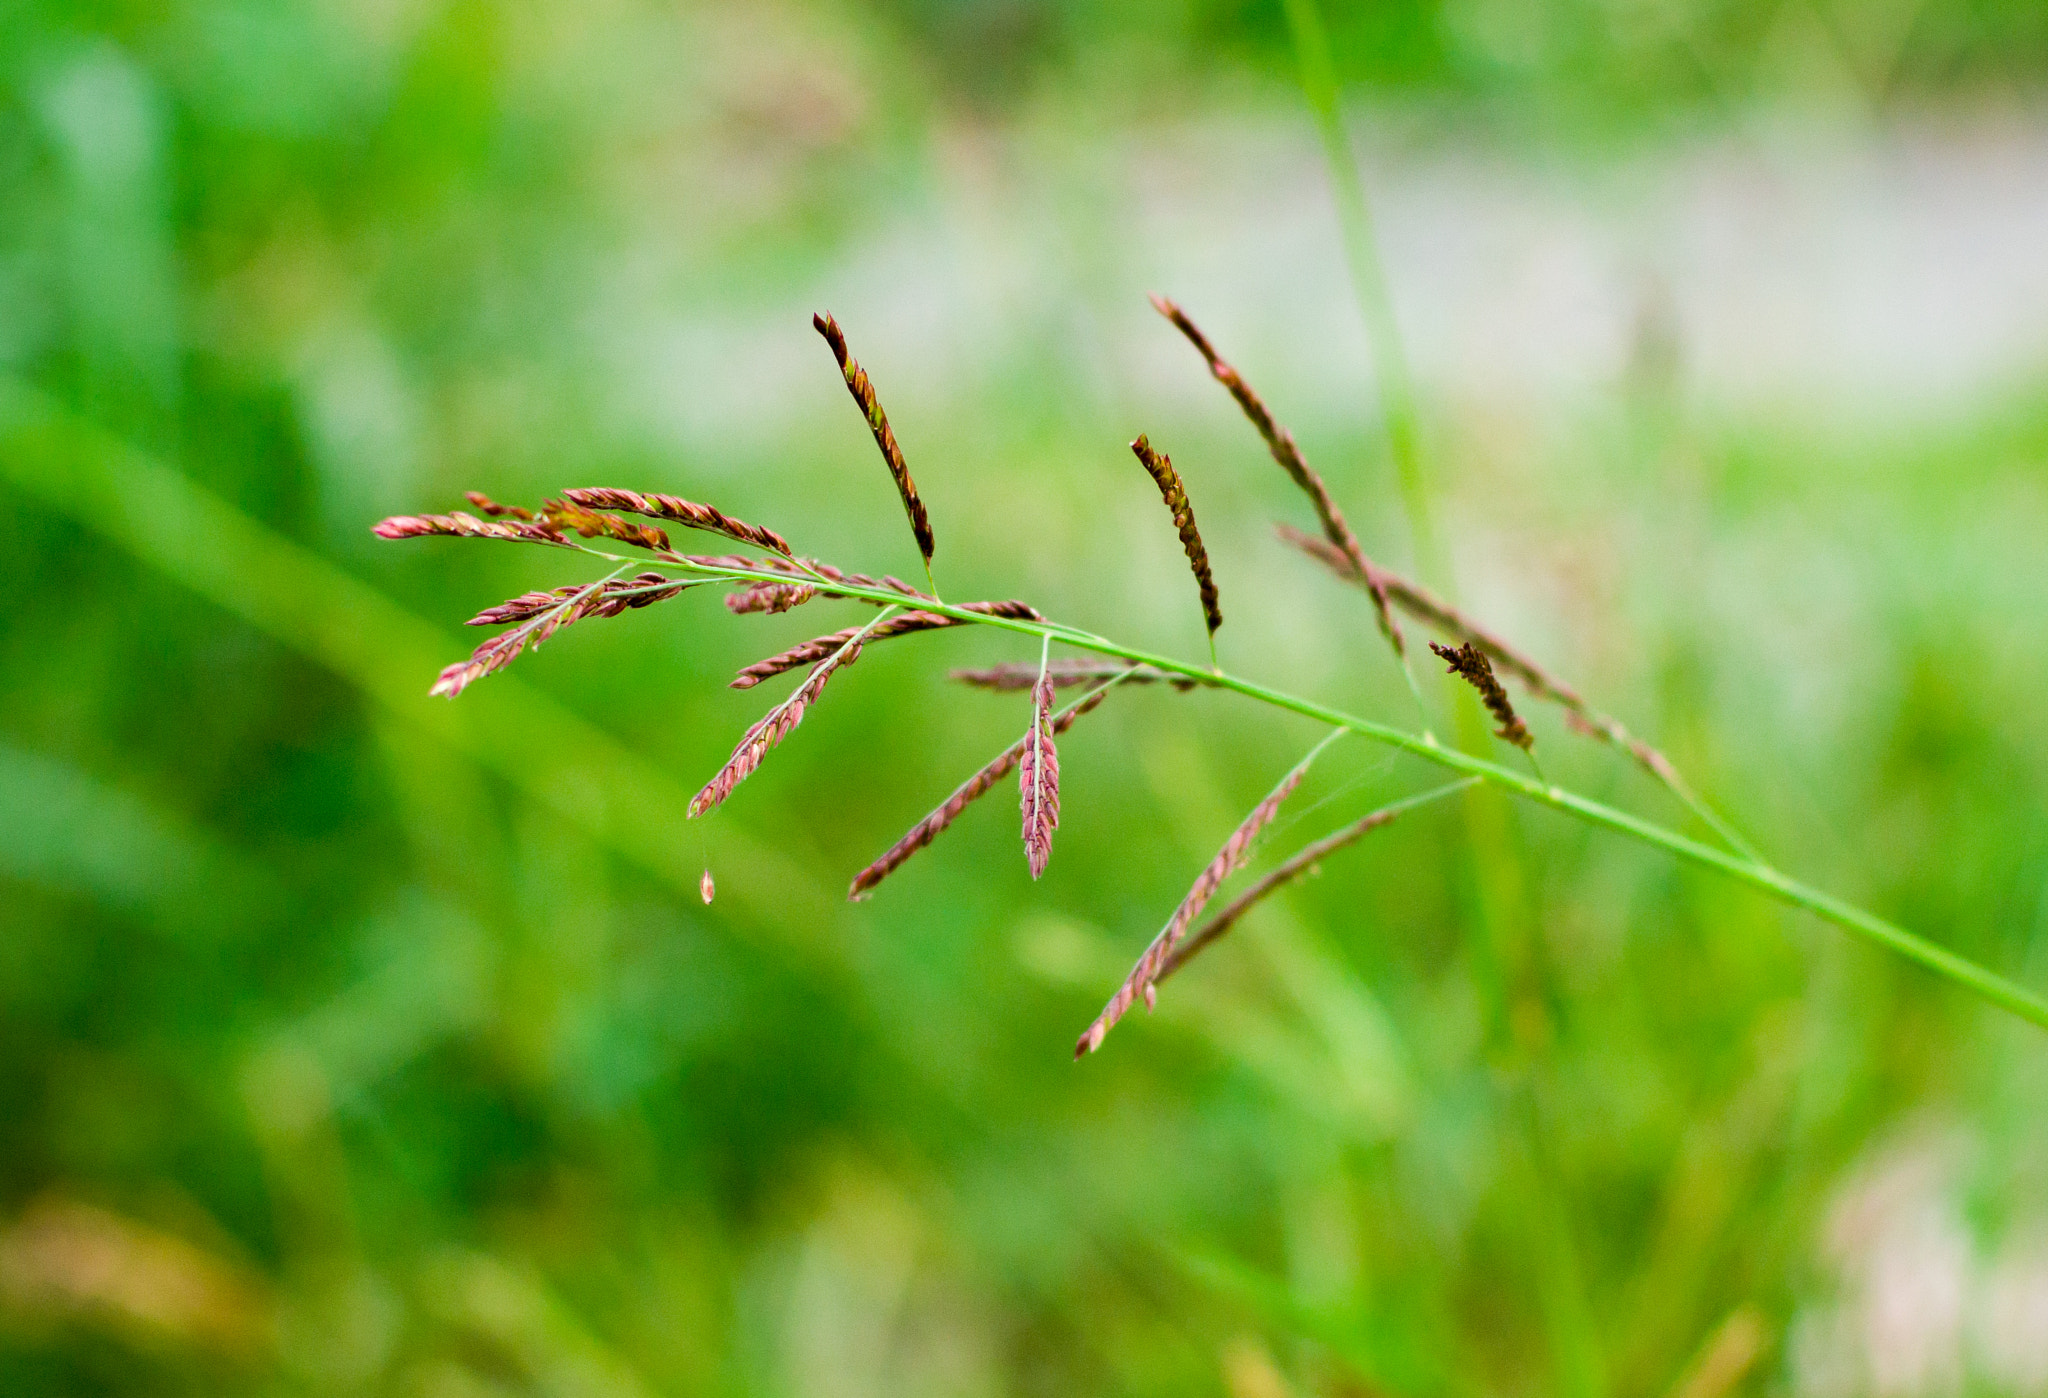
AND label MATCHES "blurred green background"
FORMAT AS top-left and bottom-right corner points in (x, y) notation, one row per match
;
(7, 1), (2048, 1394)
